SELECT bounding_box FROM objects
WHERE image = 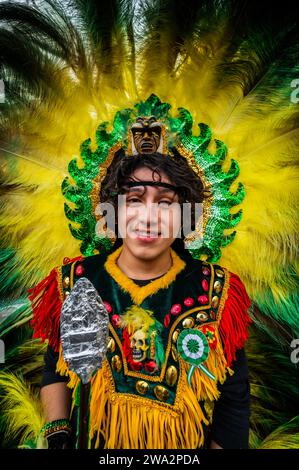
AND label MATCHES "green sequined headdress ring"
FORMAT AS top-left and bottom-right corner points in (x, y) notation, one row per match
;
(62, 94), (245, 262)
